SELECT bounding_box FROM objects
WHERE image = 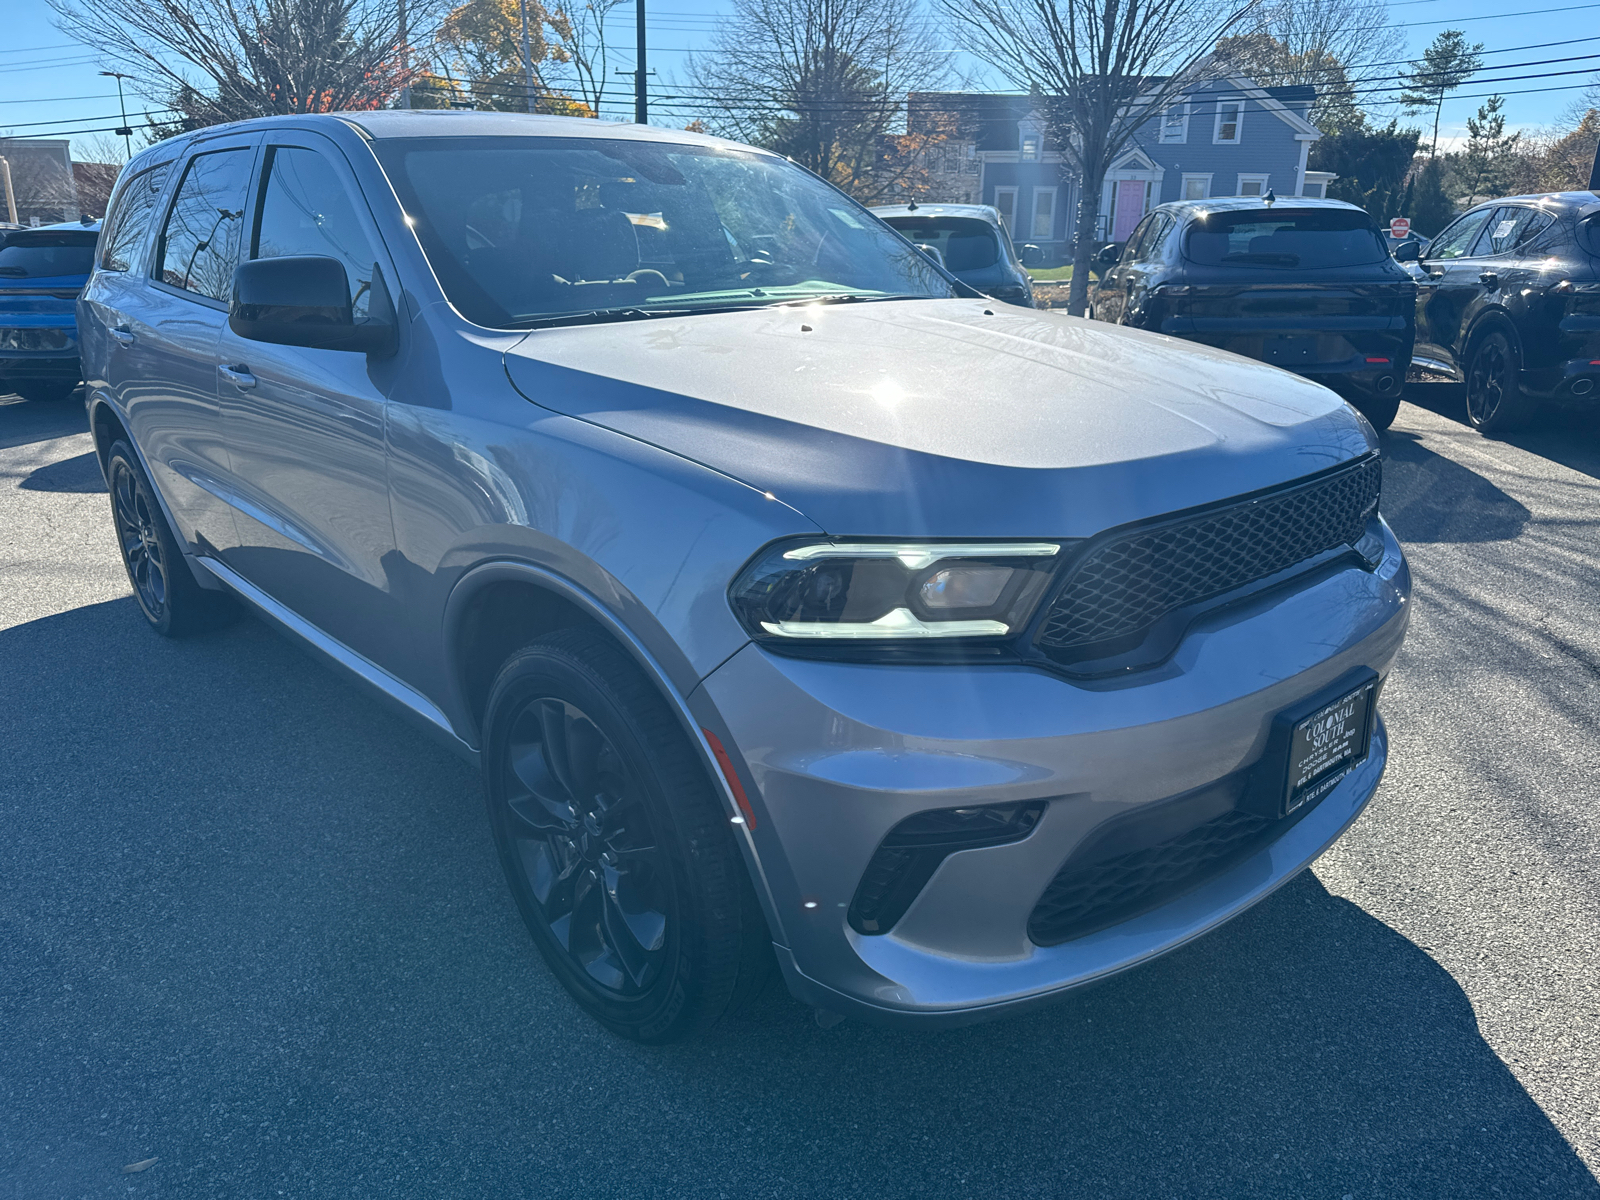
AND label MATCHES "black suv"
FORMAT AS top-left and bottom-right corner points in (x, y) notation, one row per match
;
(1089, 197), (1415, 430)
(1398, 192), (1600, 433)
